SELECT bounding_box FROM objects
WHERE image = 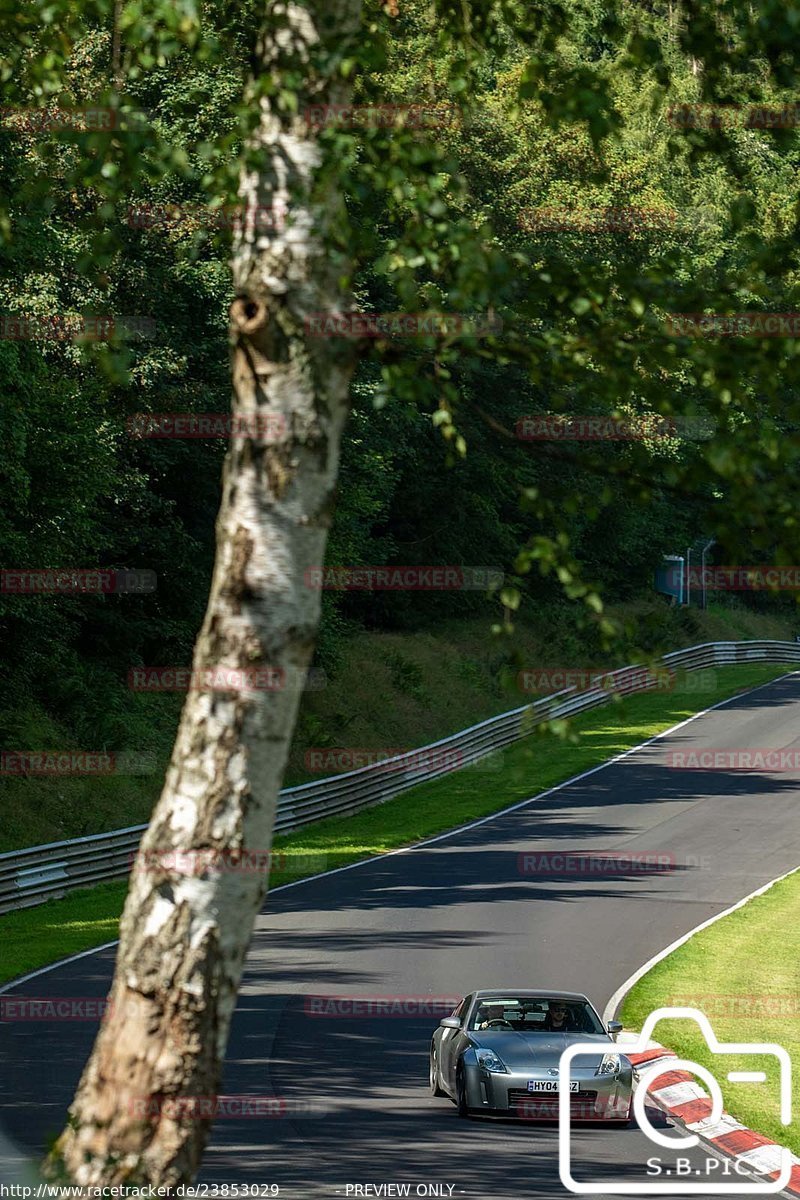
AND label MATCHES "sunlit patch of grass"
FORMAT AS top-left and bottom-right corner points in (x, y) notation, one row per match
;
(622, 869), (800, 1153)
(0, 880), (127, 985)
